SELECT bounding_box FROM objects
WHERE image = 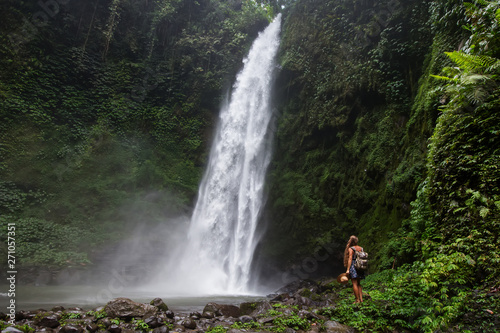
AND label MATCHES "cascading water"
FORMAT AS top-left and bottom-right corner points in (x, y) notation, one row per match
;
(153, 14), (281, 295)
